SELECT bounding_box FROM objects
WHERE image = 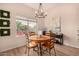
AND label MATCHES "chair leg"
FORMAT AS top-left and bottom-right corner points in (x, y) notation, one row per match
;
(27, 48), (30, 56)
(53, 47), (56, 56)
(37, 46), (39, 56)
(49, 49), (51, 56)
(25, 46), (27, 54)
